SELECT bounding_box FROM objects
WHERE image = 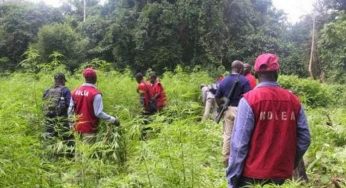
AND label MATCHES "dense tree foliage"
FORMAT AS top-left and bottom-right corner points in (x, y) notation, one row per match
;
(318, 13), (346, 83)
(0, 0), (345, 82)
(36, 23), (88, 71)
(0, 2), (63, 71)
